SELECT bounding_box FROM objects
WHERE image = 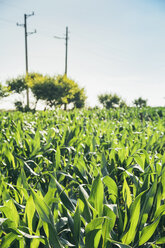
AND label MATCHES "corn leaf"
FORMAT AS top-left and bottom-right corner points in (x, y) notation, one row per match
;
(1, 232), (18, 248)
(139, 217), (160, 246)
(74, 203), (81, 247)
(55, 179), (75, 212)
(103, 175), (118, 197)
(30, 188), (63, 248)
(89, 175), (104, 216)
(122, 191), (145, 245)
(122, 177), (132, 208)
